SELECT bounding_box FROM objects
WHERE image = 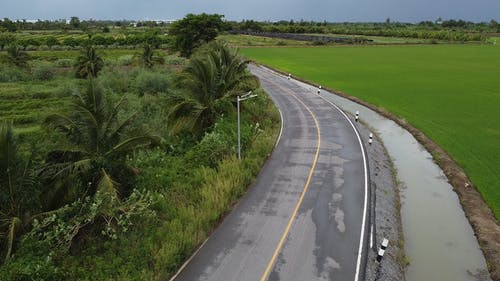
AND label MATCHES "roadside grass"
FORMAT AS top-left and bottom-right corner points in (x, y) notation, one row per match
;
(241, 45), (500, 218)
